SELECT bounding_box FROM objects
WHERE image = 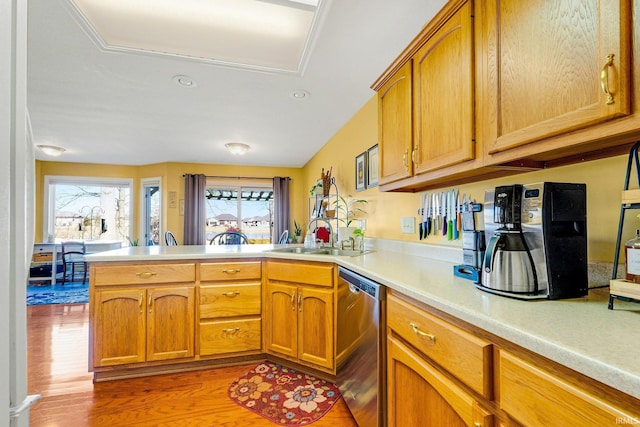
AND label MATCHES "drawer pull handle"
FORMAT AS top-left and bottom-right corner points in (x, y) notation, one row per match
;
(221, 291), (240, 298)
(410, 322), (435, 341)
(291, 292), (296, 311)
(600, 53), (615, 105)
(474, 423), (481, 427)
(139, 294), (143, 314)
(136, 271), (157, 278)
(222, 327), (240, 334)
(222, 269), (241, 274)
